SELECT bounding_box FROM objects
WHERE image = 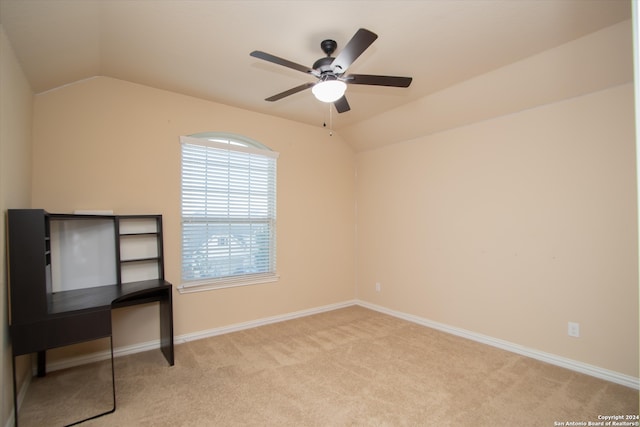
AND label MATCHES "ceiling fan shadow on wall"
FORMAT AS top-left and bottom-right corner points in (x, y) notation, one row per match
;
(250, 28), (413, 113)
